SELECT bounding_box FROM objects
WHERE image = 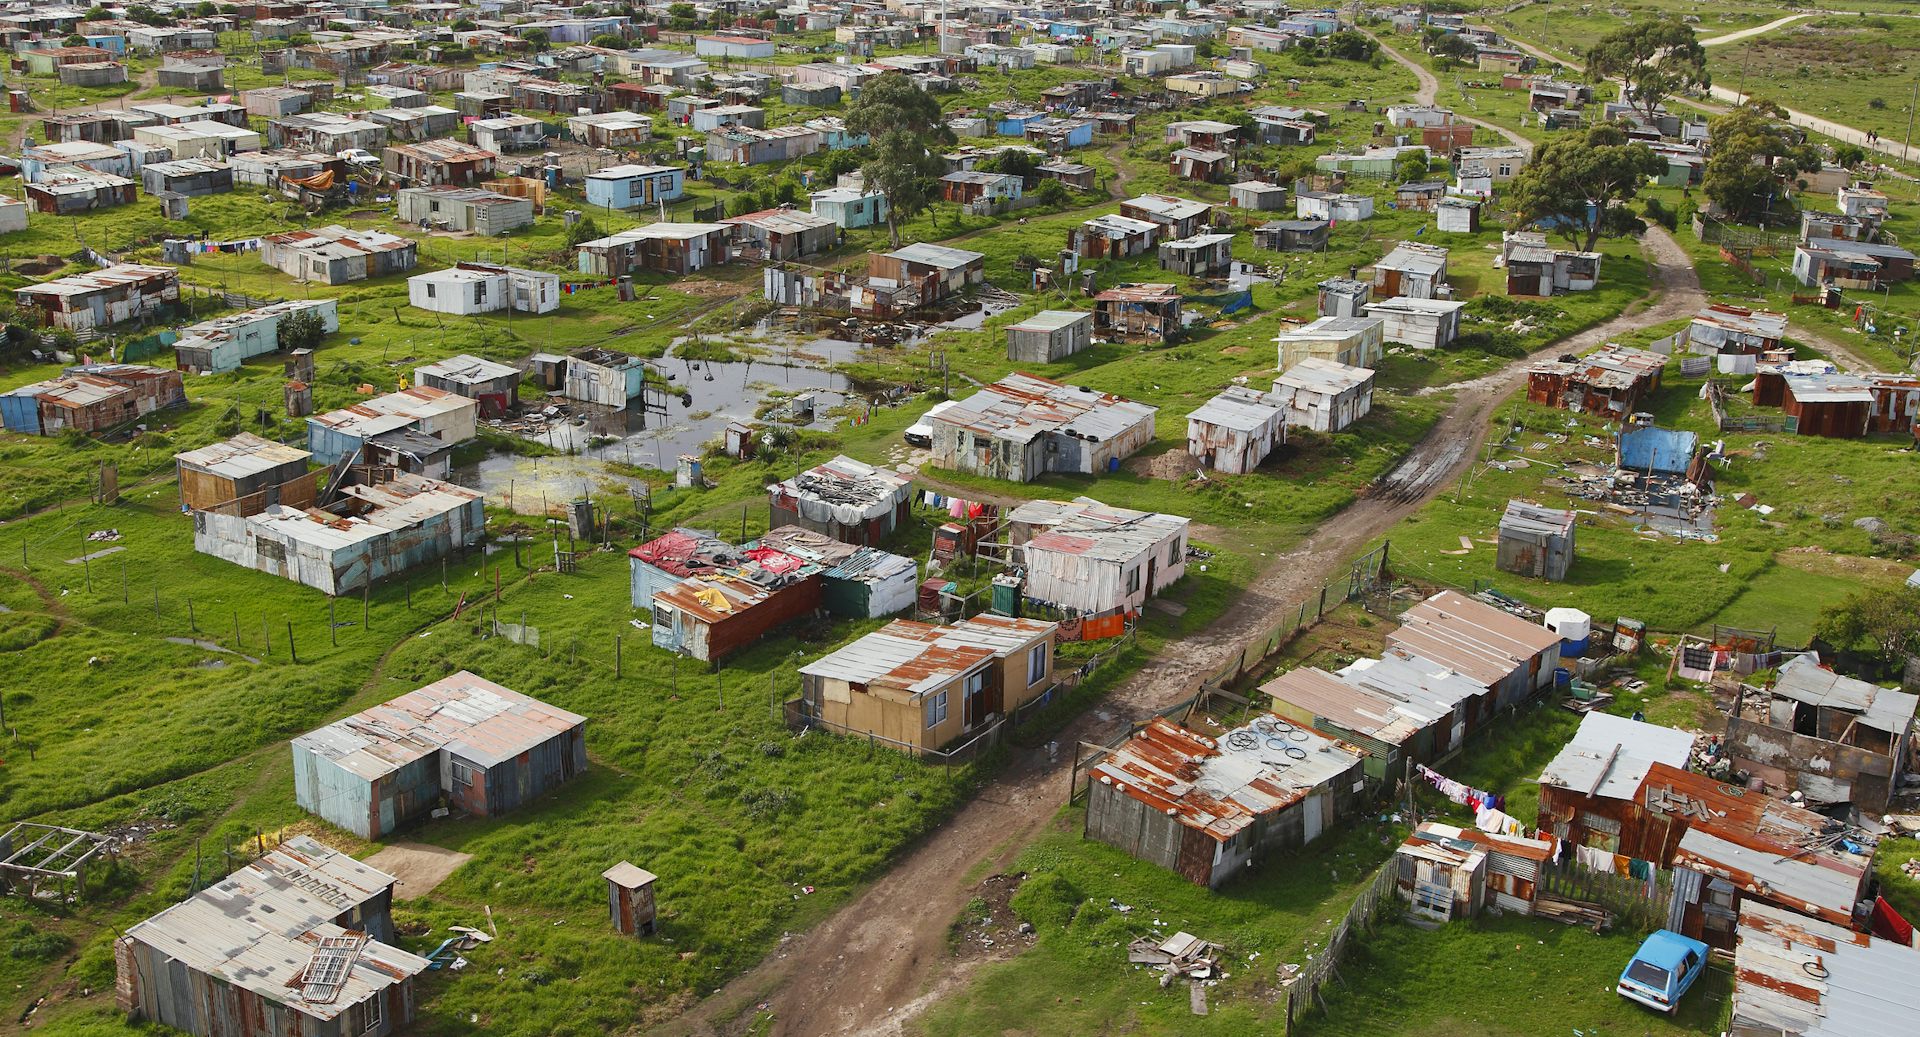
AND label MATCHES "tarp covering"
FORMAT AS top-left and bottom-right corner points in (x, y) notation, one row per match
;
(1617, 424), (1697, 476)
